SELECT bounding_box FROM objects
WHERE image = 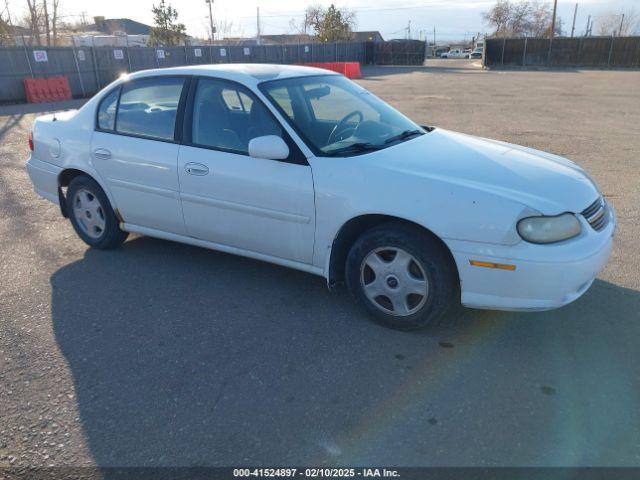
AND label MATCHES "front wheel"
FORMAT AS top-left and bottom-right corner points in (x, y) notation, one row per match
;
(66, 175), (128, 249)
(346, 223), (458, 330)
